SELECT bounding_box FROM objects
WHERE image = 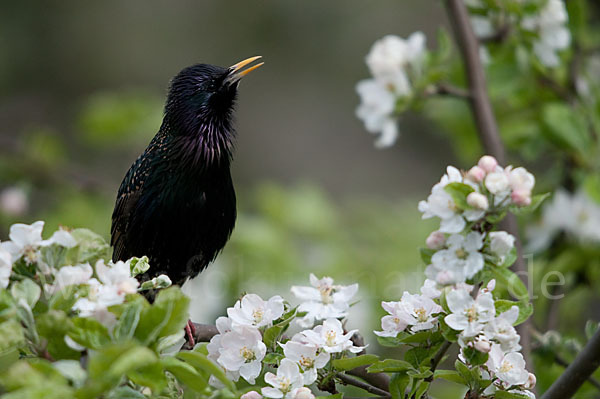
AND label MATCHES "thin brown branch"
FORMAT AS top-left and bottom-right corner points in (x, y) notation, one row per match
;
(541, 329), (600, 399)
(347, 365), (391, 393)
(337, 372), (391, 397)
(444, 0), (535, 385)
(190, 322), (219, 342)
(434, 83), (471, 99)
